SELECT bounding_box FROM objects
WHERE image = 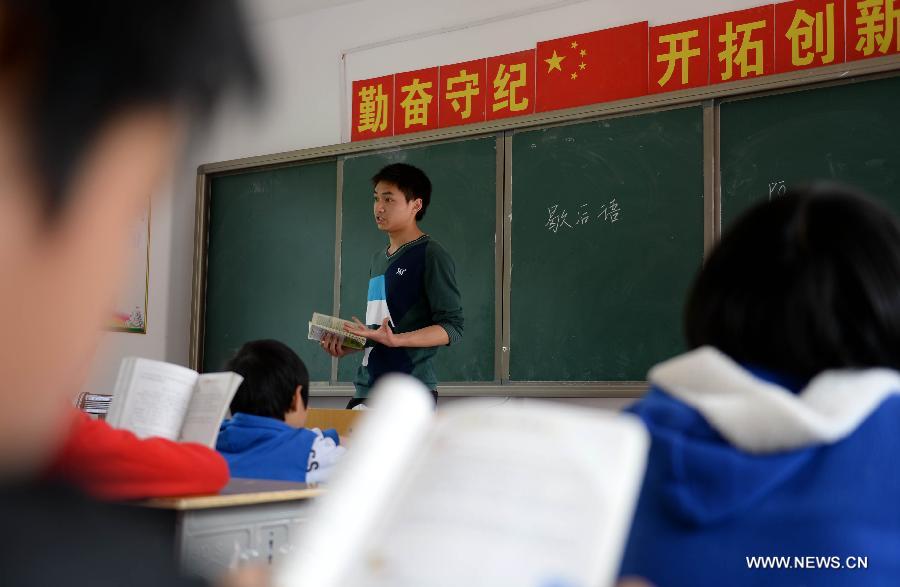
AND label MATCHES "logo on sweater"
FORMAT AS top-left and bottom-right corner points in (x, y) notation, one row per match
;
(396, 268), (407, 276)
